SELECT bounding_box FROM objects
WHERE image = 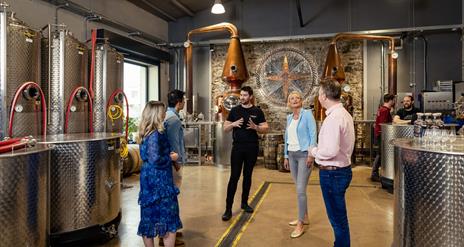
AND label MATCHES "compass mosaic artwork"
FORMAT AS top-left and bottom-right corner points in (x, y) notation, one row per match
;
(255, 47), (319, 107)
